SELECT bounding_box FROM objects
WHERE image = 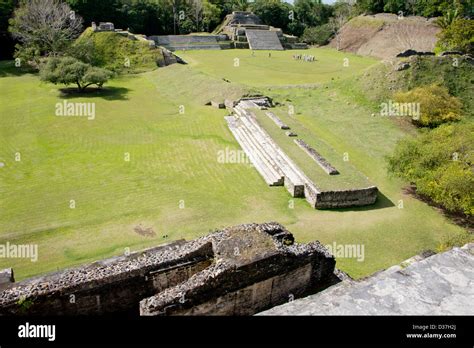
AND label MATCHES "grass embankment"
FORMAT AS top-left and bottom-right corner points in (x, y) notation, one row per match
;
(77, 28), (164, 73)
